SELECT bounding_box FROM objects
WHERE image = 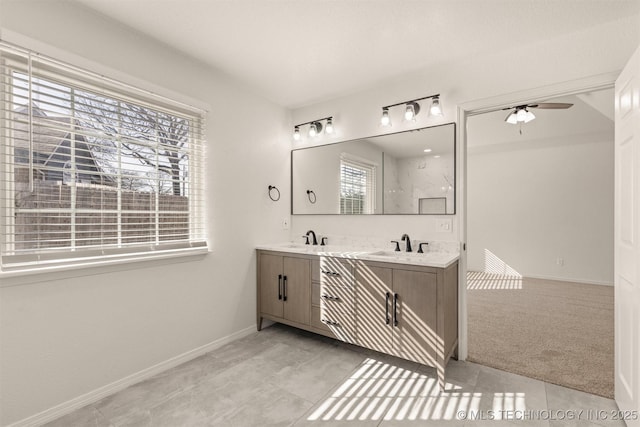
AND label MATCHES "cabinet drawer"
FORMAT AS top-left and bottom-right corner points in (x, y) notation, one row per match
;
(320, 284), (356, 343)
(320, 283), (355, 306)
(320, 257), (355, 287)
